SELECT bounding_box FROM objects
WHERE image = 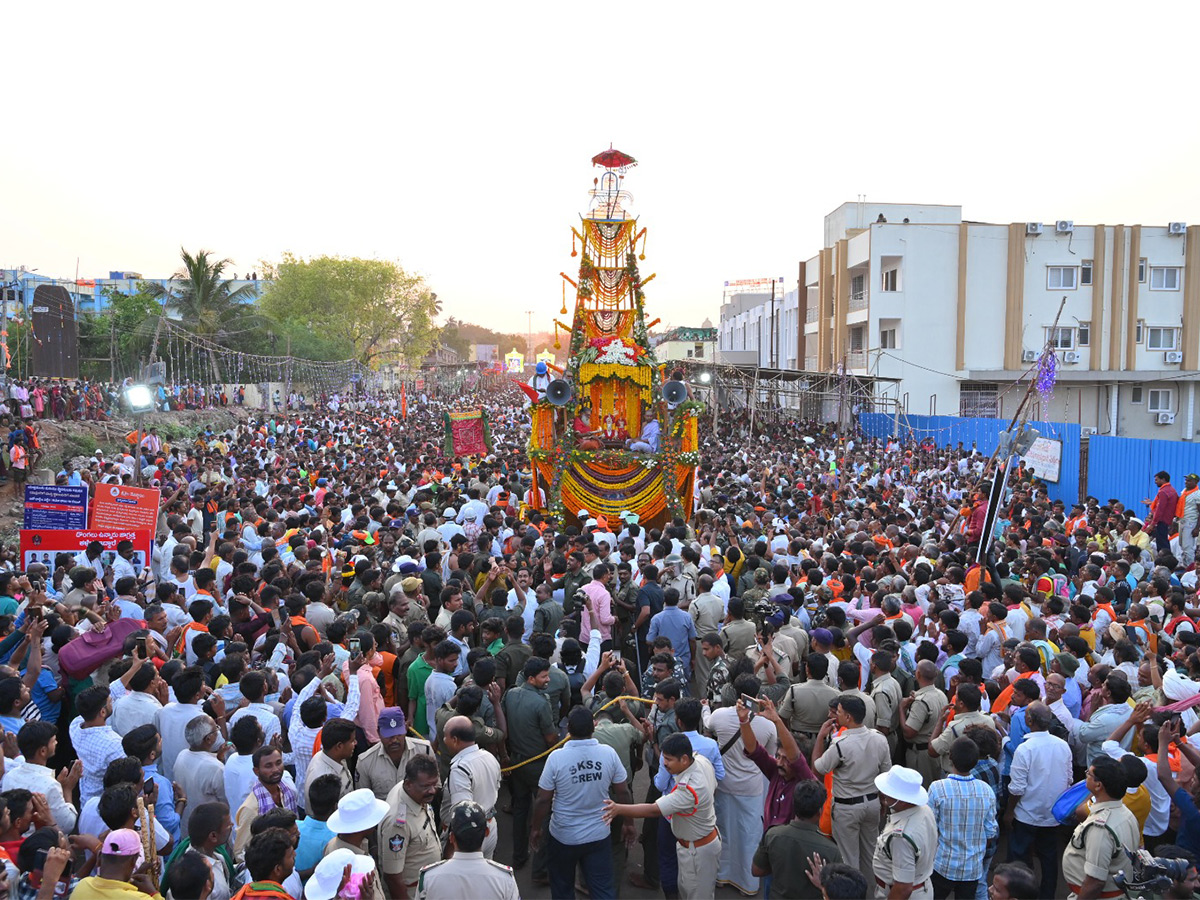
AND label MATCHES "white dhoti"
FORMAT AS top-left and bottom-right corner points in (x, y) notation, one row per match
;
(714, 788), (764, 895)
